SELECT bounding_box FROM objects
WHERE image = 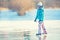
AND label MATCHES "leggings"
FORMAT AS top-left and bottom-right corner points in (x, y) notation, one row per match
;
(38, 21), (46, 33)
